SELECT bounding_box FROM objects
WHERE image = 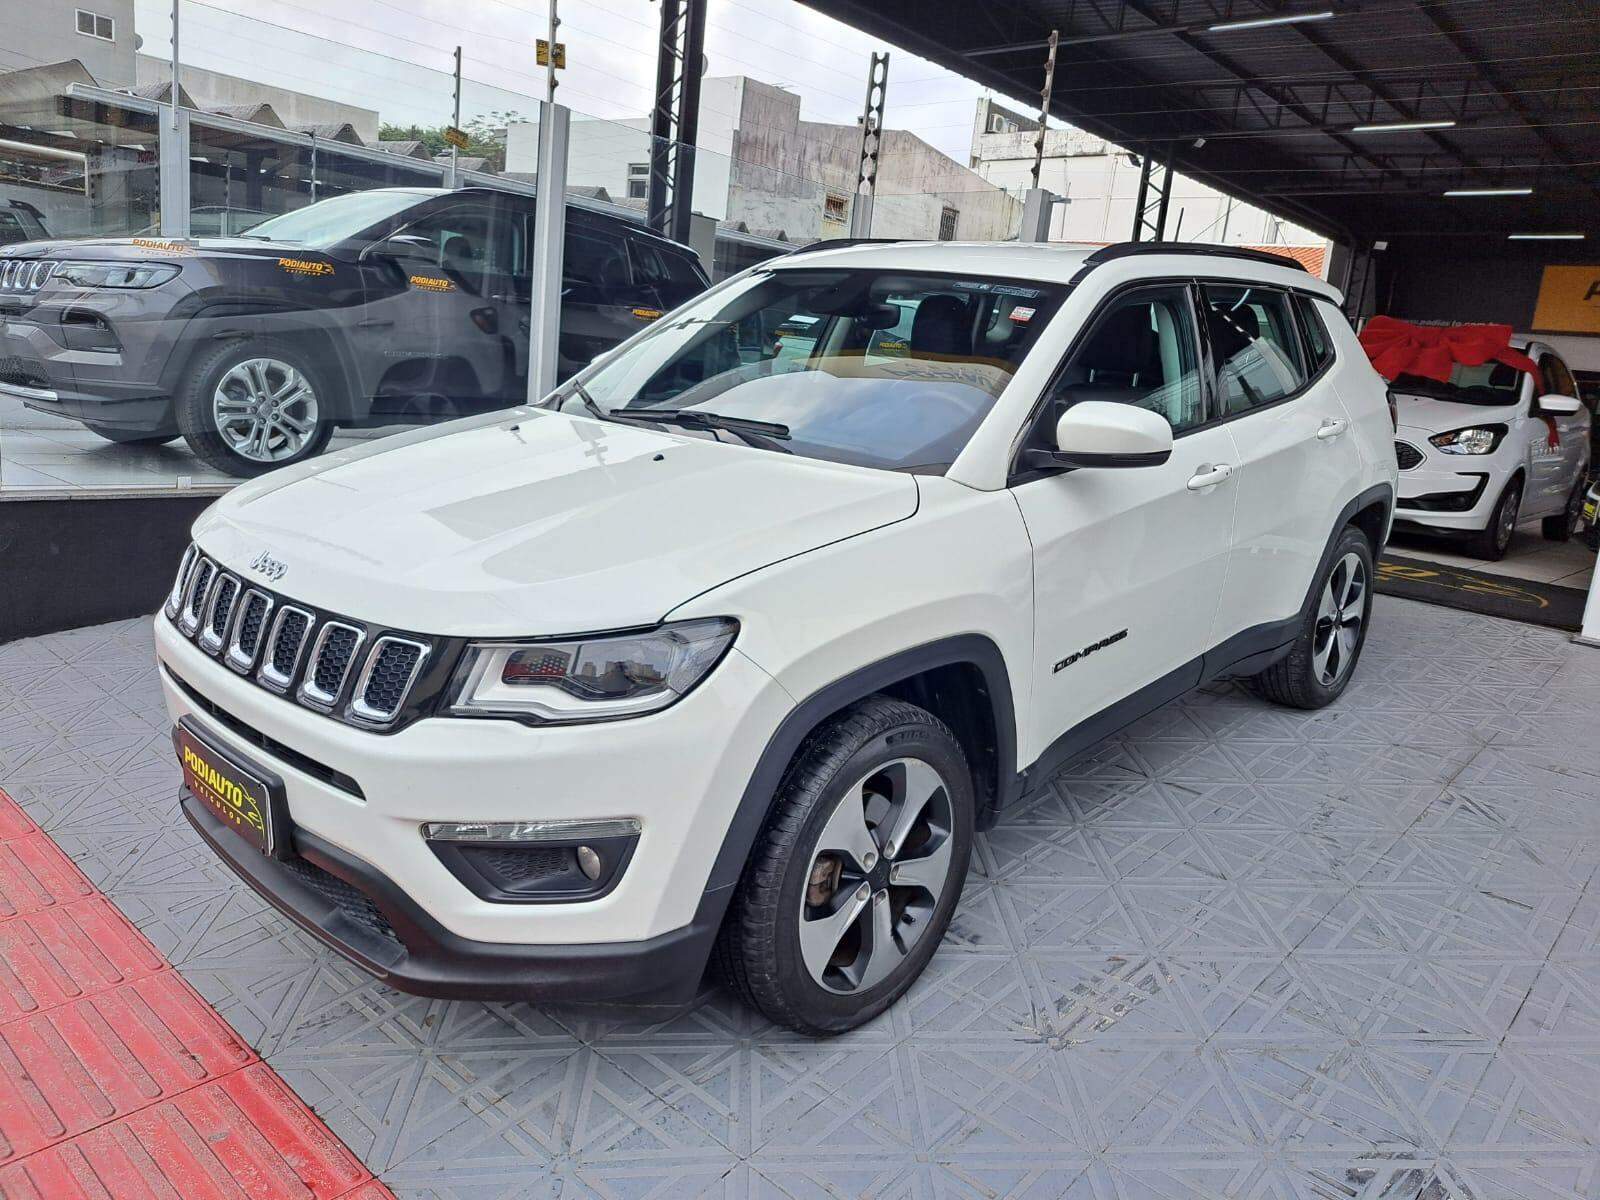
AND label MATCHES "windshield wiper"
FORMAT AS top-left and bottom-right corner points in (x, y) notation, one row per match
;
(607, 407), (791, 450)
